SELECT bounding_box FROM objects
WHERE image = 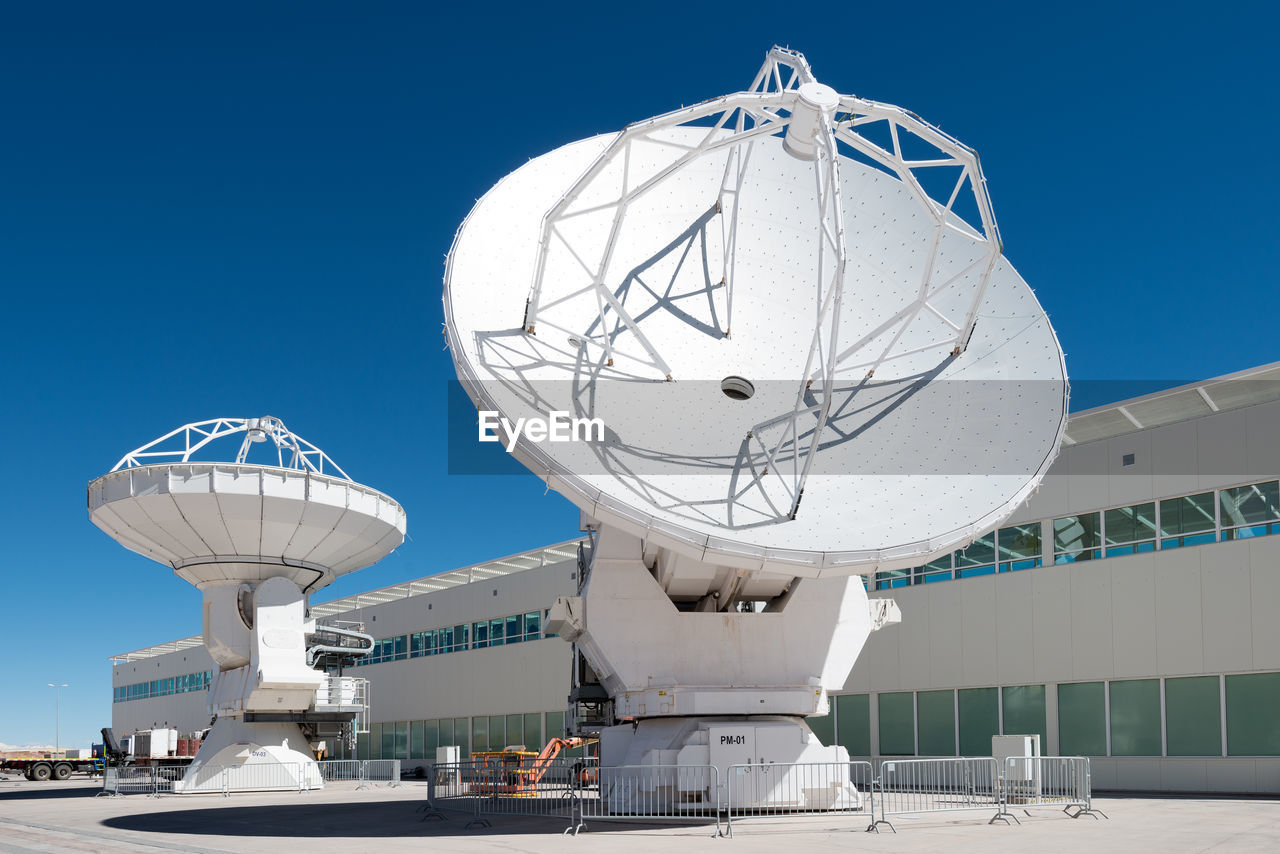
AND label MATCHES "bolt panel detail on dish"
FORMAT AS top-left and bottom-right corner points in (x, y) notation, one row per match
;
(444, 47), (1066, 811)
(88, 417), (405, 793)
